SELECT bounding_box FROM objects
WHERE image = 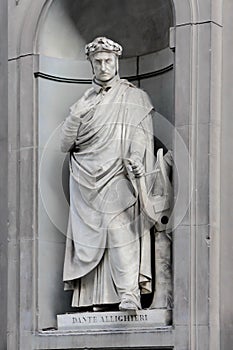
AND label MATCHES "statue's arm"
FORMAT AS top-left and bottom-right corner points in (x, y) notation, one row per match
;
(128, 123), (147, 177)
(60, 89), (95, 153)
(130, 125), (146, 161)
(60, 110), (81, 153)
